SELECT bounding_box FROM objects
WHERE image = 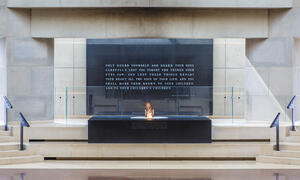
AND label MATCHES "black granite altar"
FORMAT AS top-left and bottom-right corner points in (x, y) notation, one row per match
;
(88, 116), (212, 143)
